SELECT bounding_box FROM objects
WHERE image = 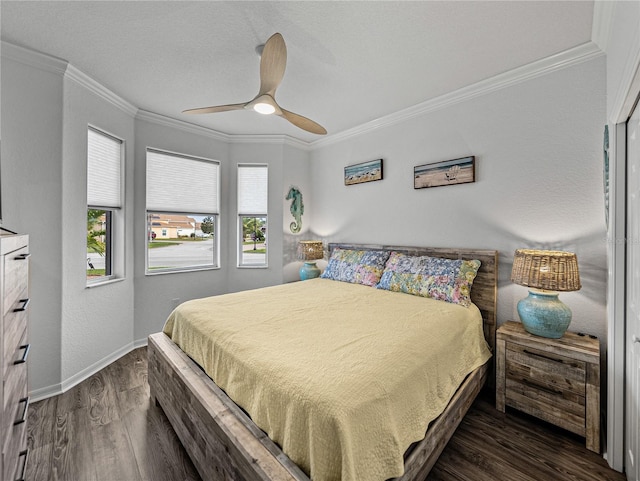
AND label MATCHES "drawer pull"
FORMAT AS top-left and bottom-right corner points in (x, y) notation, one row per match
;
(15, 253), (31, 260)
(523, 349), (563, 363)
(14, 397), (30, 425)
(14, 344), (30, 364)
(522, 378), (562, 396)
(14, 298), (30, 312)
(15, 449), (29, 481)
